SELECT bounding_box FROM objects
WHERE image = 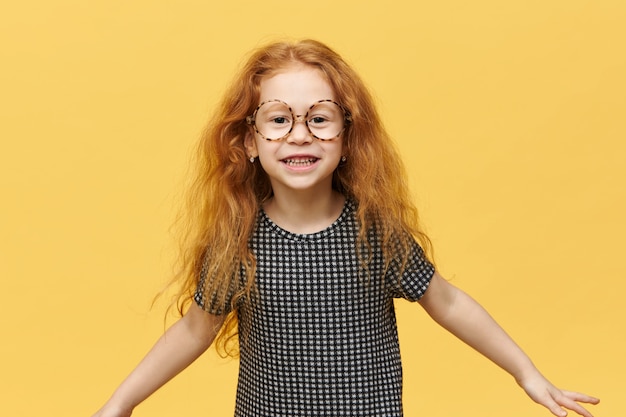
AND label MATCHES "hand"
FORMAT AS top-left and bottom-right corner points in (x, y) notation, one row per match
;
(518, 372), (600, 417)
